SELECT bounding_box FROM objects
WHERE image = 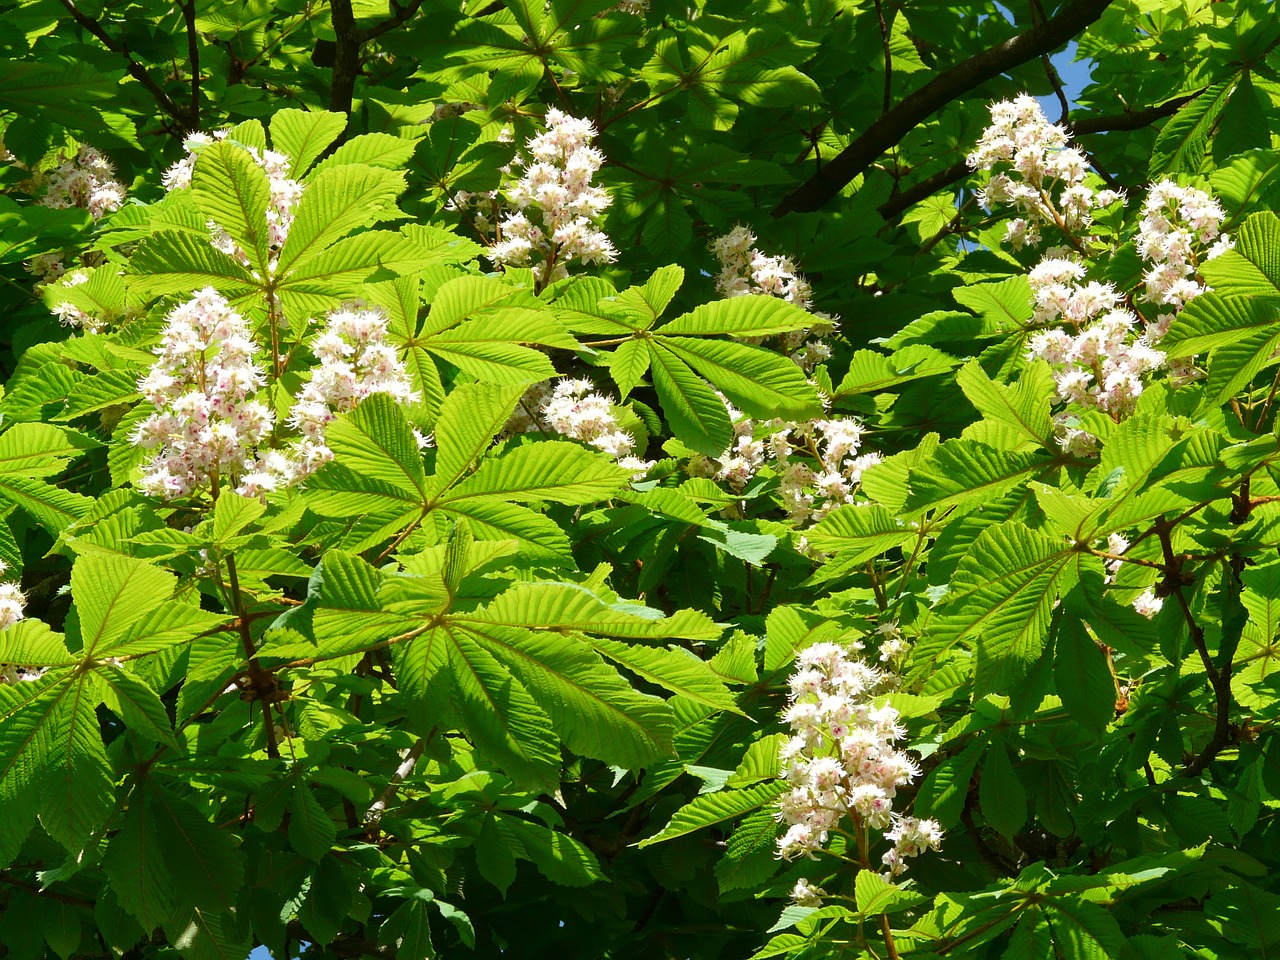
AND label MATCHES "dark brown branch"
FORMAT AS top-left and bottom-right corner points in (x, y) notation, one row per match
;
(359, 0), (426, 43)
(1067, 89), (1202, 135)
(1153, 521), (1237, 778)
(773, 0), (1116, 216)
(56, 0), (195, 128)
(329, 0), (361, 117)
(180, 0), (200, 128)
